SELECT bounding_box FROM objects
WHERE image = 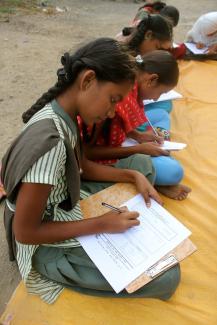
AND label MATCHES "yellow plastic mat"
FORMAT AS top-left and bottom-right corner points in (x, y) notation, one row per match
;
(1, 61), (217, 325)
